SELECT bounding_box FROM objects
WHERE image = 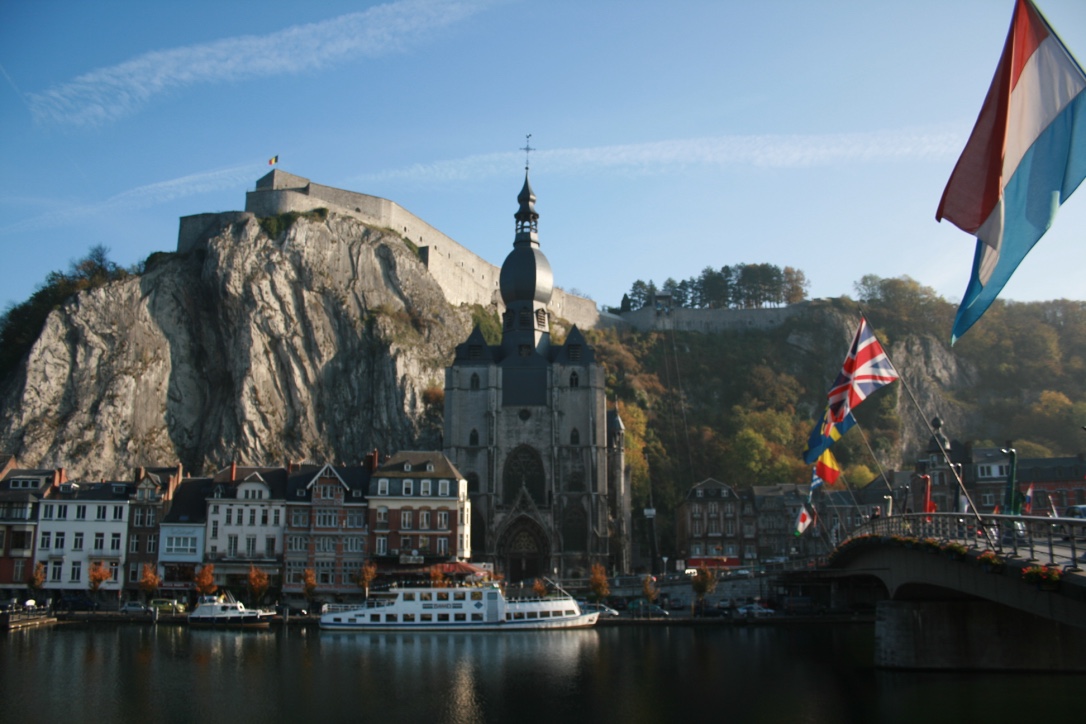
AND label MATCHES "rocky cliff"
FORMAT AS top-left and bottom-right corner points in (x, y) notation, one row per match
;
(0, 212), (471, 479)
